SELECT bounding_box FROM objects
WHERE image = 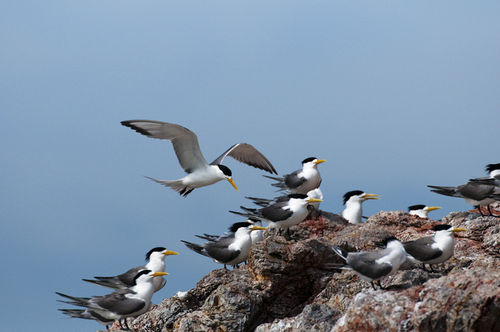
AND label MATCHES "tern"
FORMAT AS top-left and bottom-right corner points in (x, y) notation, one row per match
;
(182, 223), (267, 269)
(341, 190), (380, 224)
(428, 163), (500, 216)
(246, 188), (324, 210)
(59, 308), (114, 330)
(57, 270), (168, 330)
(195, 219), (265, 245)
(82, 247), (178, 292)
(264, 157), (325, 194)
(121, 120), (277, 196)
(332, 236), (407, 290)
(230, 193), (323, 234)
(408, 205), (441, 219)
(403, 224), (466, 272)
